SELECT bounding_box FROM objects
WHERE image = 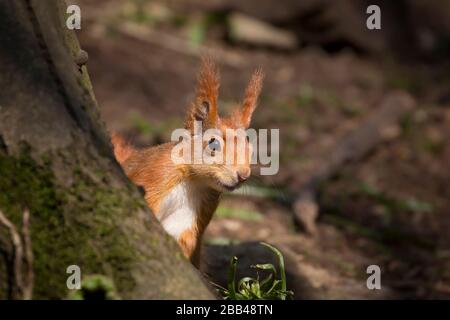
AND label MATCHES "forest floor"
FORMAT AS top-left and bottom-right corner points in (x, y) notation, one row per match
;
(76, 0), (450, 299)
